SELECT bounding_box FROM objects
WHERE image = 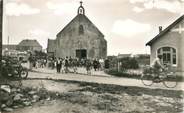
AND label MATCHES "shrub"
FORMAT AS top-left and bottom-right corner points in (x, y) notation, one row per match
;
(119, 57), (139, 70)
